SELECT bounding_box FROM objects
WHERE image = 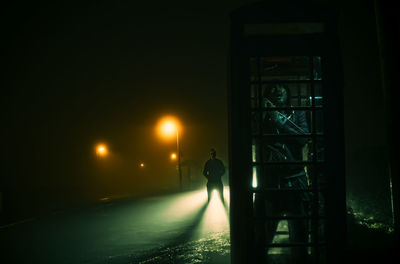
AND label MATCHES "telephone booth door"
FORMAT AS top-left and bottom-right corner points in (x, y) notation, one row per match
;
(228, 2), (346, 264)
